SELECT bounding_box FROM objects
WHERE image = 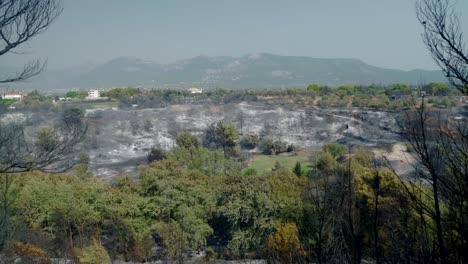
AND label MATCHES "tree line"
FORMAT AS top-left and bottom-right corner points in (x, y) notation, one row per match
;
(0, 105), (466, 263)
